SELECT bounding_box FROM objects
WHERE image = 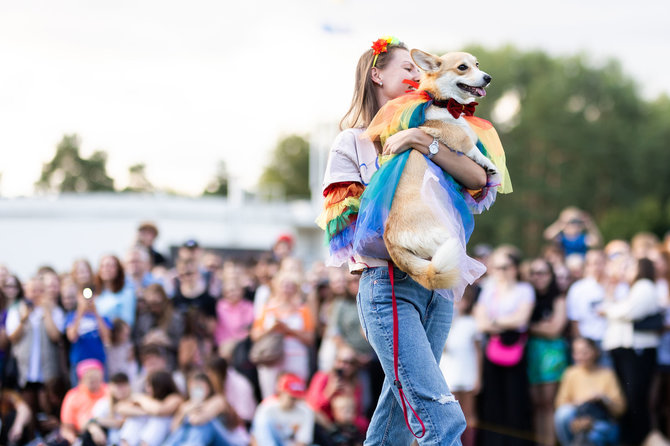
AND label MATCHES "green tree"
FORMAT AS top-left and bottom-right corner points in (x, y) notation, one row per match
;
(123, 163), (154, 193)
(35, 134), (115, 193)
(203, 160), (229, 197)
(258, 134), (310, 200)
